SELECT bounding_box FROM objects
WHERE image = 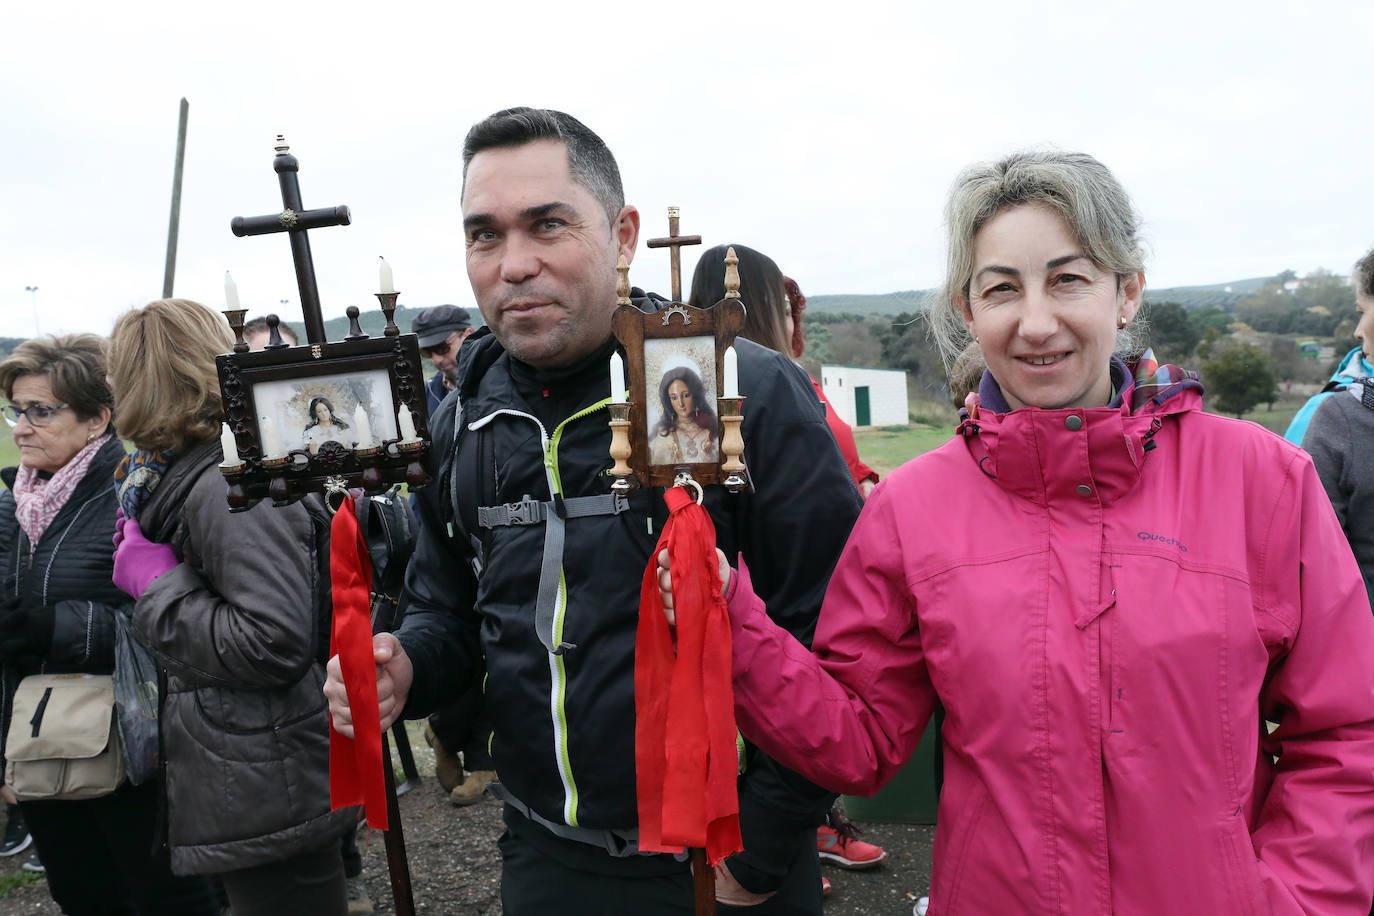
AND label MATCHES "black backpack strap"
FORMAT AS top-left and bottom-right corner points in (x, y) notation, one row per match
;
(438, 398), (495, 576)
